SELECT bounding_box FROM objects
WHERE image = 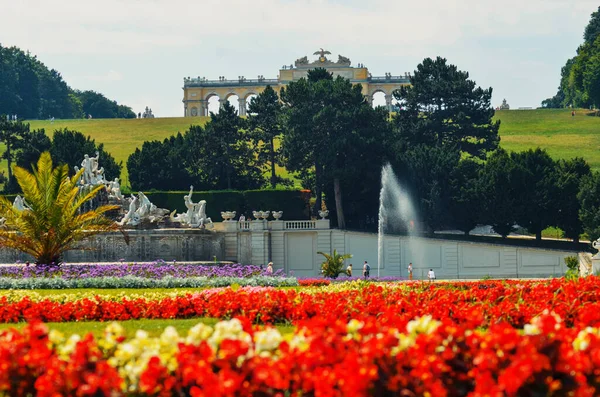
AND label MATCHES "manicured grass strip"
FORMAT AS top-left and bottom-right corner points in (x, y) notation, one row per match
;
(0, 317), (296, 338)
